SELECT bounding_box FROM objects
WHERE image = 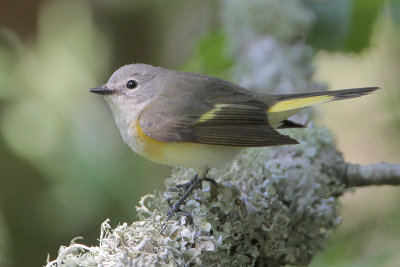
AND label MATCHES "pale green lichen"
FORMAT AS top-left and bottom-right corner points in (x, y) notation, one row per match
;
(46, 125), (348, 267)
